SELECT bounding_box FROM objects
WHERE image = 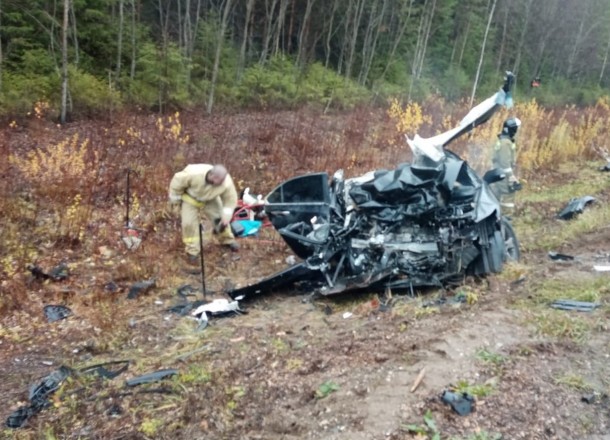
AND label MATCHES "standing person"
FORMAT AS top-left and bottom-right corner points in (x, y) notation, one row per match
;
(491, 117), (522, 210)
(169, 164), (239, 262)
